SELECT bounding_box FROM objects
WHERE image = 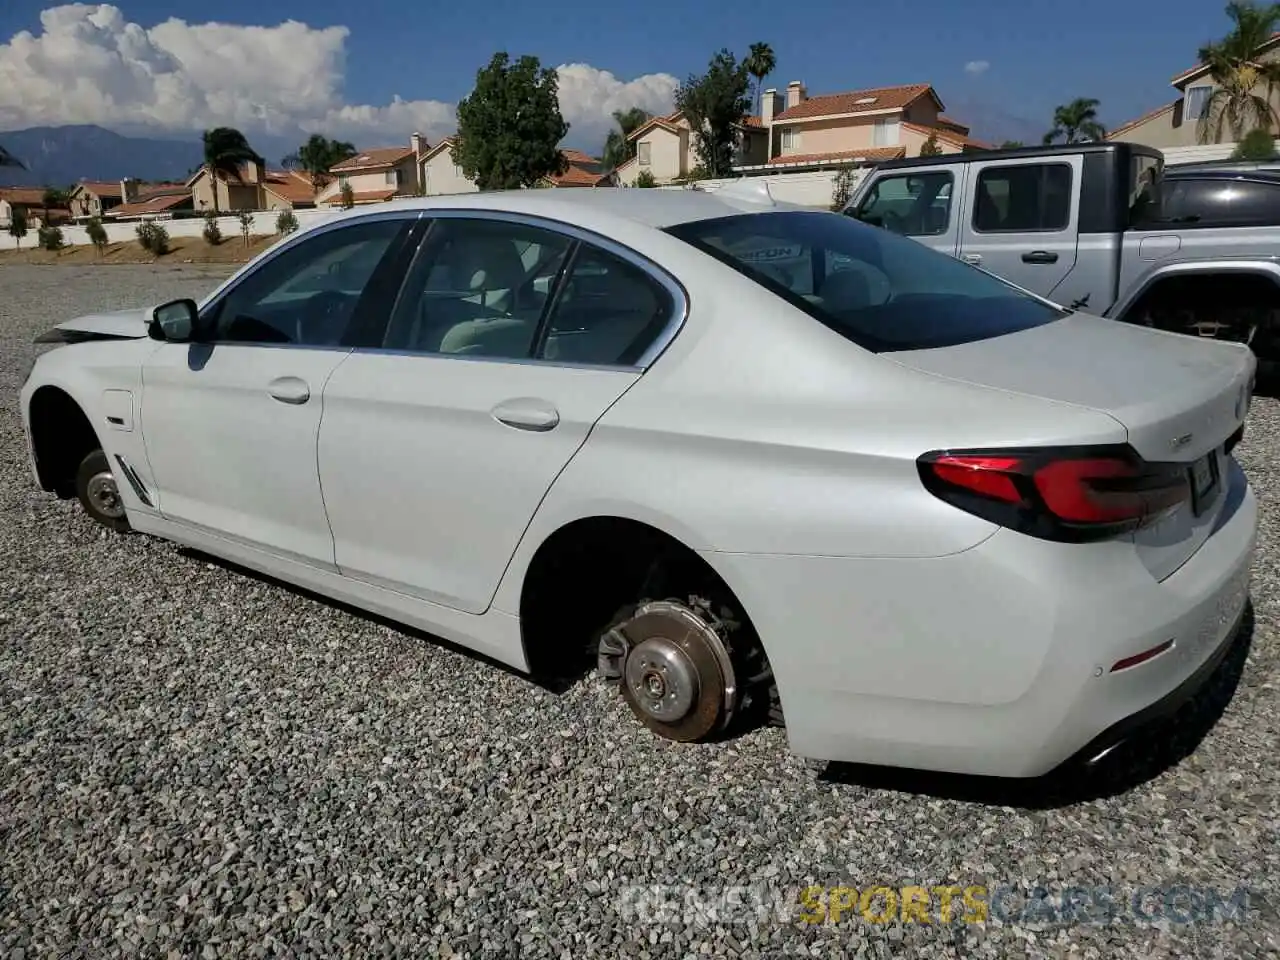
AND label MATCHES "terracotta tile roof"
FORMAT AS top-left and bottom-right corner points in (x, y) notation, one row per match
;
(1172, 33), (1280, 84)
(561, 148), (601, 166)
(935, 115), (970, 134)
(330, 147), (414, 173)
(262, 170), (317, 205)
(902, 121), (989, 150)
(766, 147), (906, 166)
(0, 187), (53, 206)
(772, 83), (937, 122)
(73, 181), (124, 199)
(1107, 101), (1178, 139)
(741, 115), (764, 128)
(324, 188), (399, 205)
(108, 193), (191, 218)
(627, 114), (683, 142)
